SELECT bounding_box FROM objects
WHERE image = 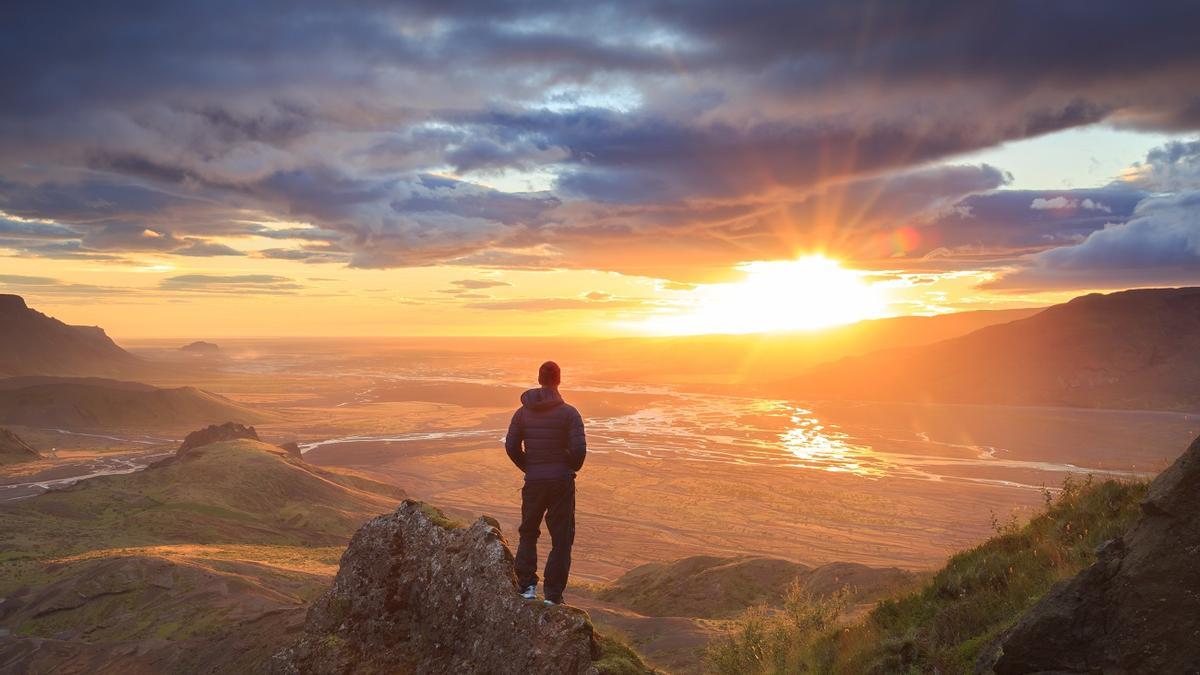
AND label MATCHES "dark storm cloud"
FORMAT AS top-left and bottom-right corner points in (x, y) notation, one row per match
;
(462, 100), (1106, 204)
(985, 141), (1200, 290)
(915, 186), (1146, 256)
(1124, 139), (1200, 192)
(1, 1), (1199, 274)
(986, 191), (1200, 291)
(0, 217), (76, 239)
